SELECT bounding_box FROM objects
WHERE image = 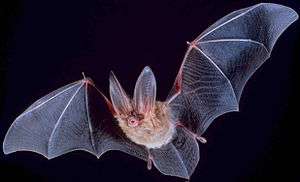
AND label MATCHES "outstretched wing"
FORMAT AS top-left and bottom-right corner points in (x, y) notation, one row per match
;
(3, 78), (148, 160)
(168, 3), (298, 135)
